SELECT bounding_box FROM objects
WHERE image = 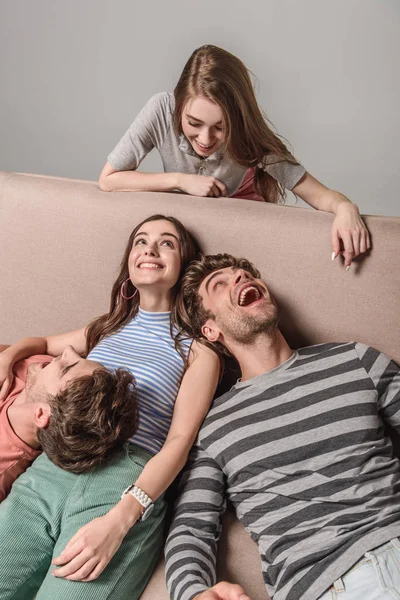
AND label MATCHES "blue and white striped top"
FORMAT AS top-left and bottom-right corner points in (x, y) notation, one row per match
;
(87, 308), (192, 455)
